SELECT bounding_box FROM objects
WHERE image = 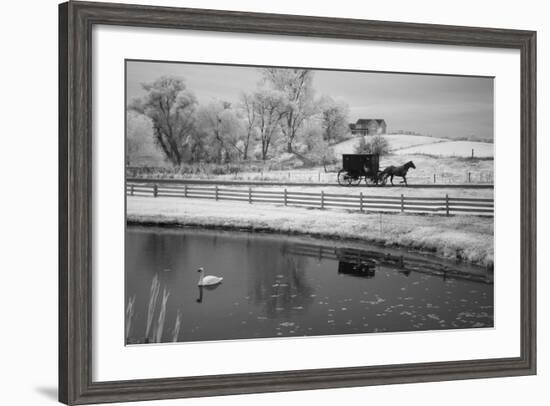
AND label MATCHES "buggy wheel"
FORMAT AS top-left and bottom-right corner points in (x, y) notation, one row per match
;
(349, 176), (362, 186)
(337, 169), (350, 186)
